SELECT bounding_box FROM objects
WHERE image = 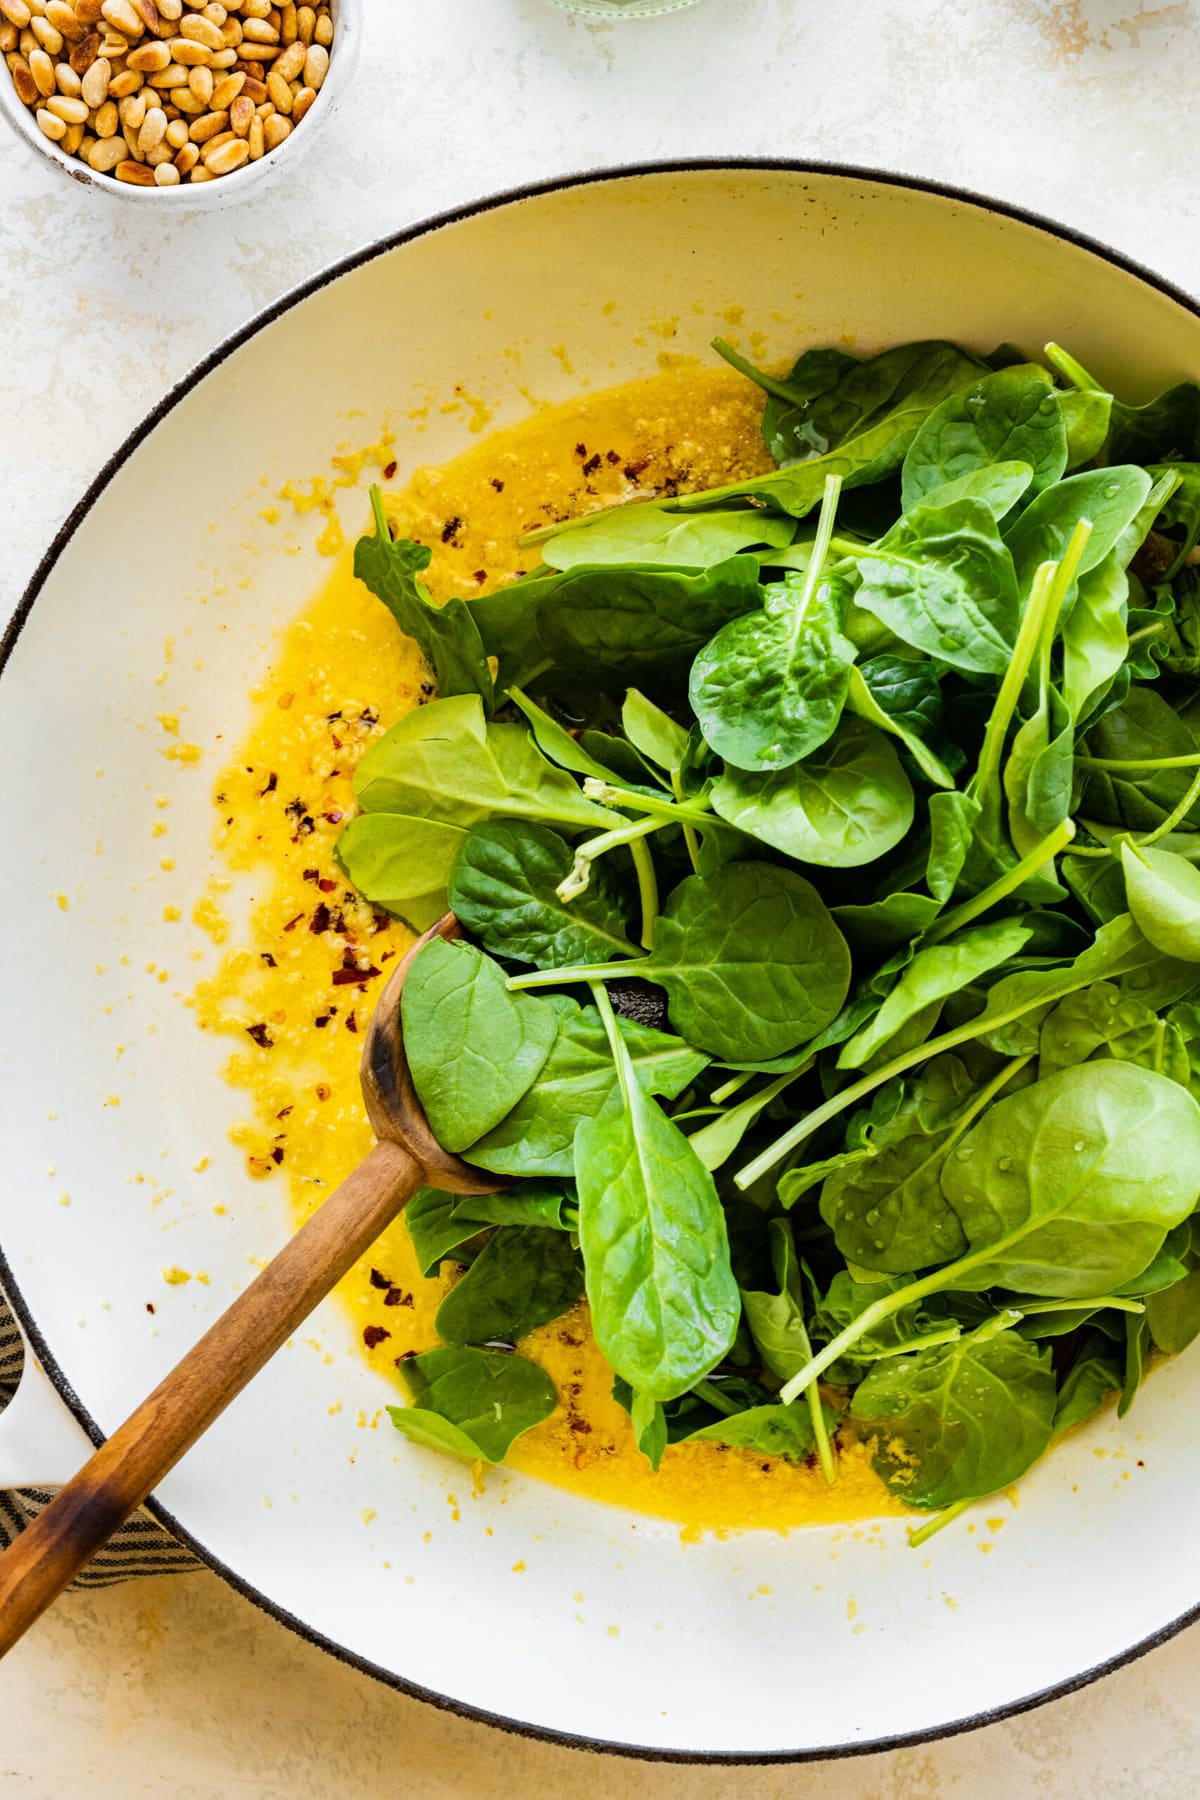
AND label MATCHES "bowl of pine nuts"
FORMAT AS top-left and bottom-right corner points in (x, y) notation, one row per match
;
(0, 0), (360, 199)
